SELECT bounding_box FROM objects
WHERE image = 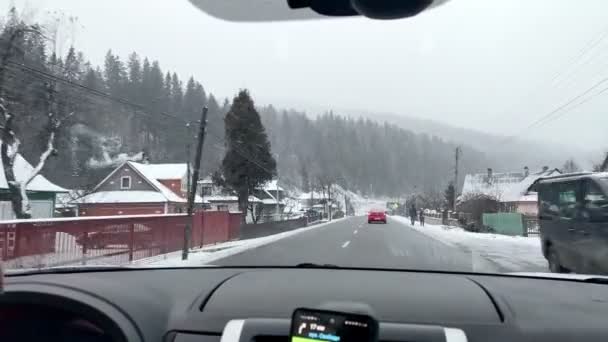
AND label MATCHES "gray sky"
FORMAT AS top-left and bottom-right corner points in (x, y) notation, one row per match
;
(4, 0), (608, 149)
